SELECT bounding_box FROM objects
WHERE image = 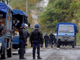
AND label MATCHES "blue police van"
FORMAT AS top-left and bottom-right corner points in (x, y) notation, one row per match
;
(56, 23), (78, 48)
(0, 2), (13, 59)
(12, 9), (28, 49)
